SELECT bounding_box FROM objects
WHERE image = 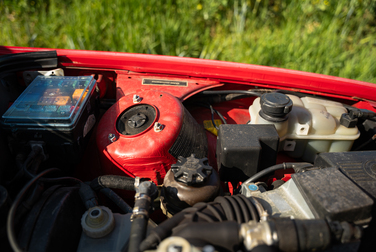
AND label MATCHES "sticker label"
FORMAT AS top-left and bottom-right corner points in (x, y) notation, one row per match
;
(203, 119), (222, 136)
(142, 78), (188, 87)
